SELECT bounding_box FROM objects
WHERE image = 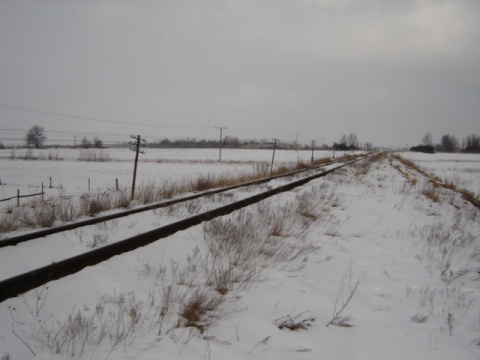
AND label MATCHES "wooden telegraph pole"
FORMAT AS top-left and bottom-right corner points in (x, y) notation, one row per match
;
(311, 140), (315, 163)
(270, 138), (278, 175)
(294, 133), (300, 151)
(215, 126), (227, 162)
(130, 135), (146, 200)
